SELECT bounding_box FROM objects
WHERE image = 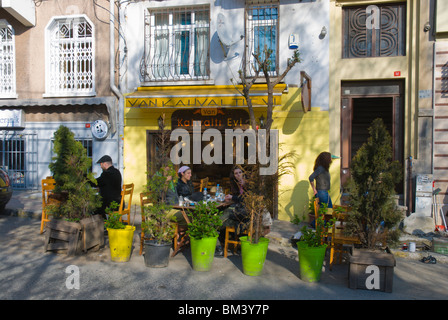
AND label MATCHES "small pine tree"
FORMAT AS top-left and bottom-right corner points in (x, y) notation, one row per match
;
(49, 125), (101, 221)
(345, 118), (403, 249)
